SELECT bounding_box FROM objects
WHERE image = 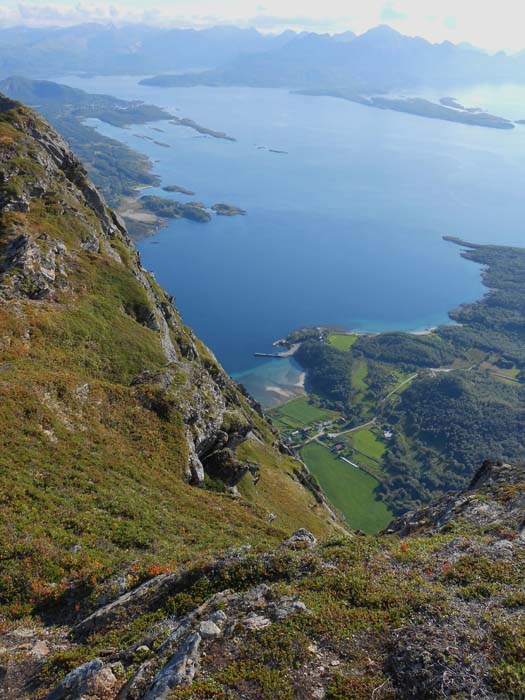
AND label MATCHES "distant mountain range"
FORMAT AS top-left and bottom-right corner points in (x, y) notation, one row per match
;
(140, 25), (525, 92)
(0, 23), (296, 77)
(1, 22), (525, 90)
